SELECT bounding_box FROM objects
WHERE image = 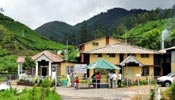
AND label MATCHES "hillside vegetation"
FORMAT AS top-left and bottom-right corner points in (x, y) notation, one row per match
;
(122, 18), (175, 50)
(0, 13), (66, 73)
(36, 7), (175, 45)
